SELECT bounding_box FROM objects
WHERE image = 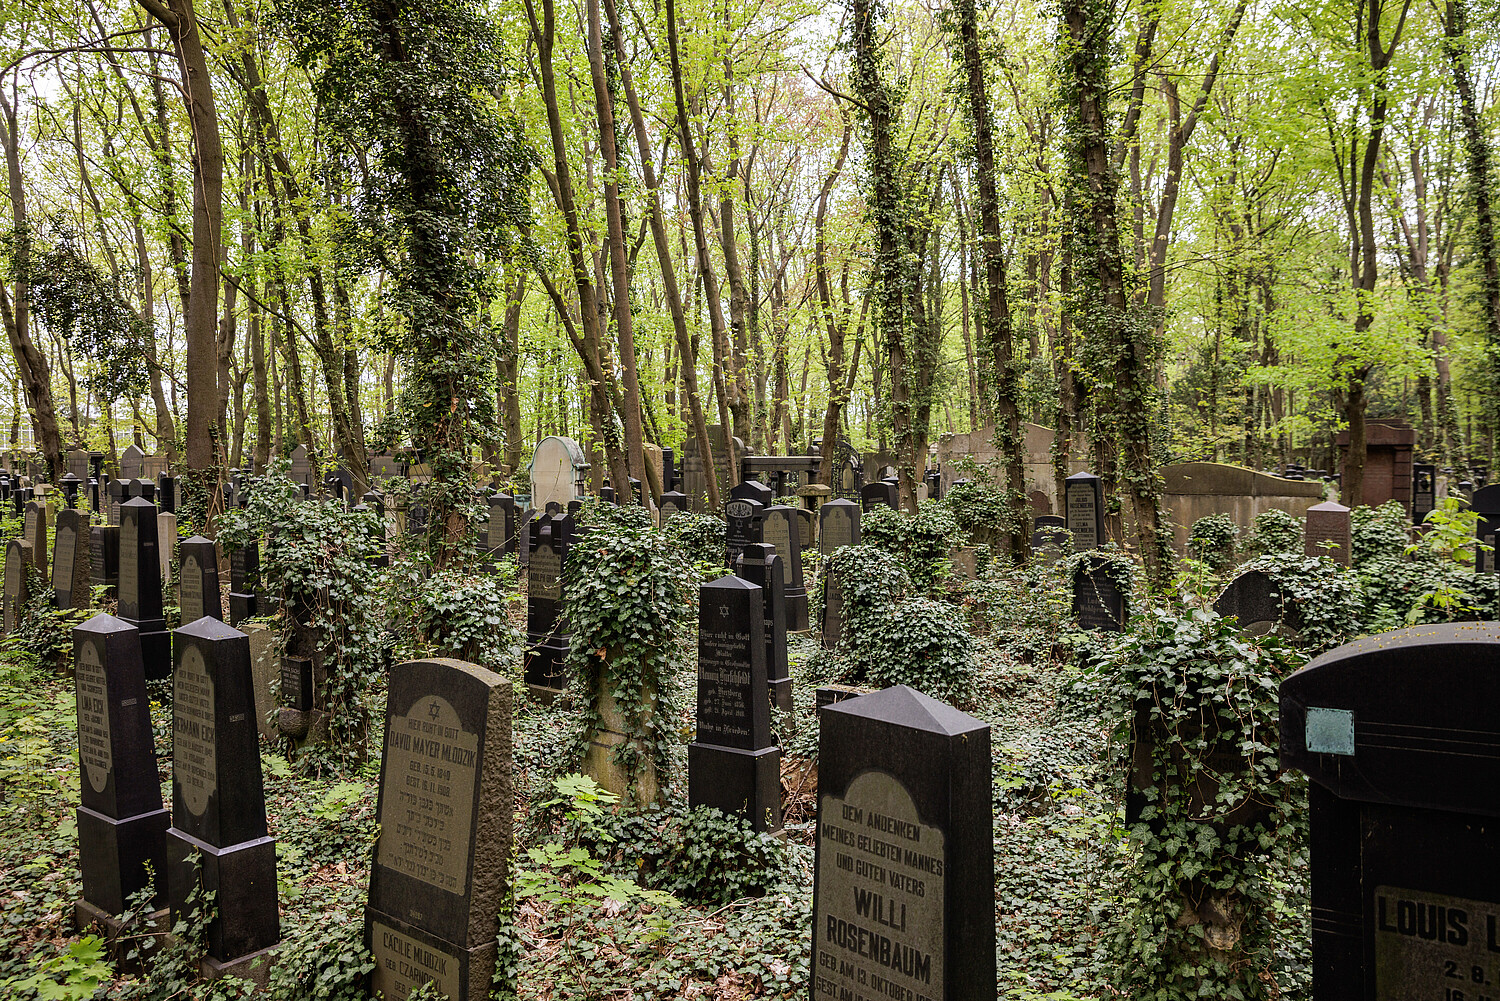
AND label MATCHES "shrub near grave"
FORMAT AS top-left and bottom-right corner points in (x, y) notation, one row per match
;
(1187, 513), (1239, 571)
(1104, 606), (1305, 1000)
(1241, 507), (1302, 558)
